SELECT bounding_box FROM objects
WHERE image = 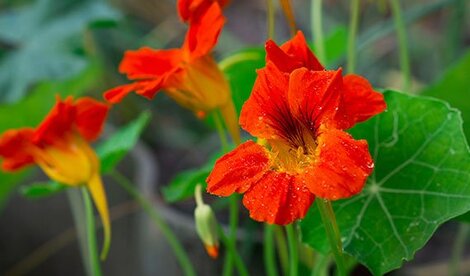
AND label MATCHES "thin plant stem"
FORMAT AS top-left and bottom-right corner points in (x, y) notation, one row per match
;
(285, 224), (298, 276)
(212, 110), (229, 152)
(449, 223), (470, 276)
(264, 224), (278, 276)
(390, 0), (412, 92)
(347, 0), (360, 74)
(279, 0), (297, 36)
(311, 253), (331, 276)
(311, 0), (326, 64)
(110, 170), (196, 276)
(274, 226), (289, 276)
(217, 225), (250, 276)
(267, 0), (275, 39)
(316, 199), (346, 276)
(82, 188), (102, 276)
